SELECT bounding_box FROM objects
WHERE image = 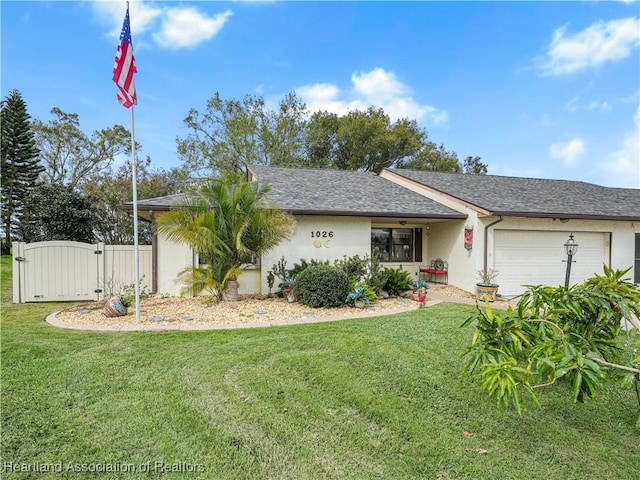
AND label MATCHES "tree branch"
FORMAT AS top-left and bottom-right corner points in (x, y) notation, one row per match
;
(592, 358), (640, 375)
